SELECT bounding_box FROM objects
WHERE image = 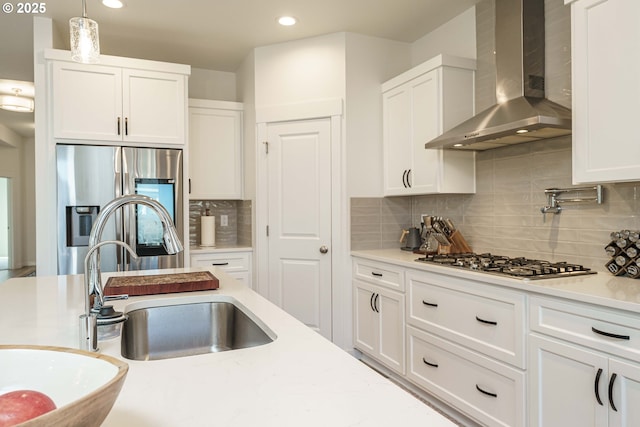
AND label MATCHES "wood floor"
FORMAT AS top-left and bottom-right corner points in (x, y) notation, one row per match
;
(0, 266), (36, 283)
